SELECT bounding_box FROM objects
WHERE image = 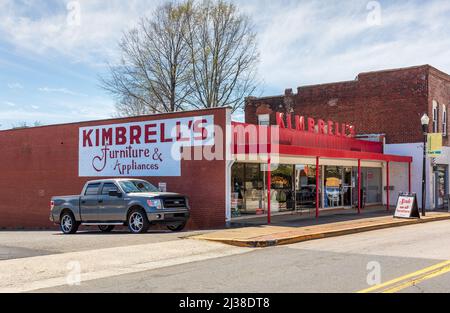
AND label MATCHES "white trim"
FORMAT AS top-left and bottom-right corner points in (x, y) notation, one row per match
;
(443, 104), (447, 137)
(258, 114), (270, 126)
(433, 100), (439, 133)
